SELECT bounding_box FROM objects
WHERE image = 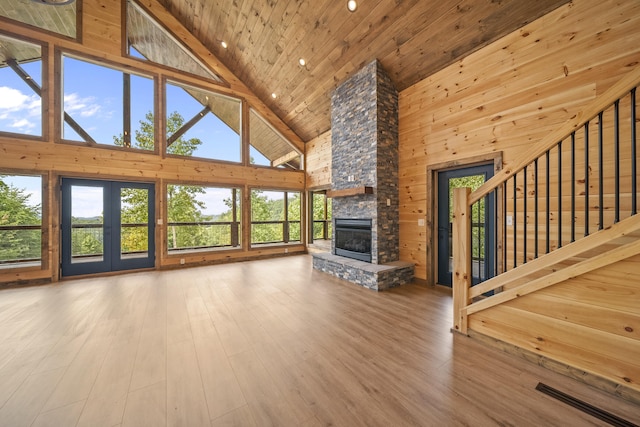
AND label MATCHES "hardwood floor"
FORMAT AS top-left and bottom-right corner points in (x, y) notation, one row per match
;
(0, 255), (638, 426)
